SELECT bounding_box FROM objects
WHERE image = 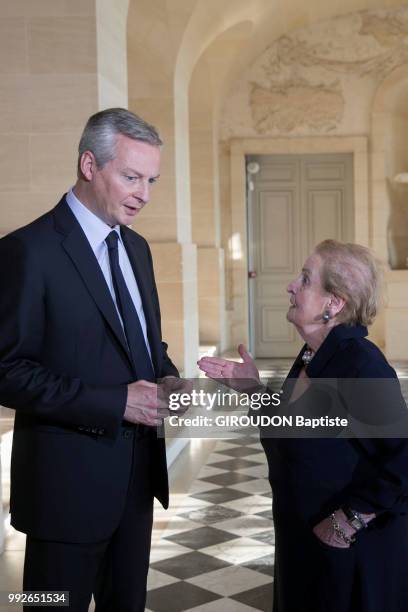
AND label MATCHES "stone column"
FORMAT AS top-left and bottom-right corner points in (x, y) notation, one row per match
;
(189, 51), (226, 353)
(127, 2), (199, 375)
